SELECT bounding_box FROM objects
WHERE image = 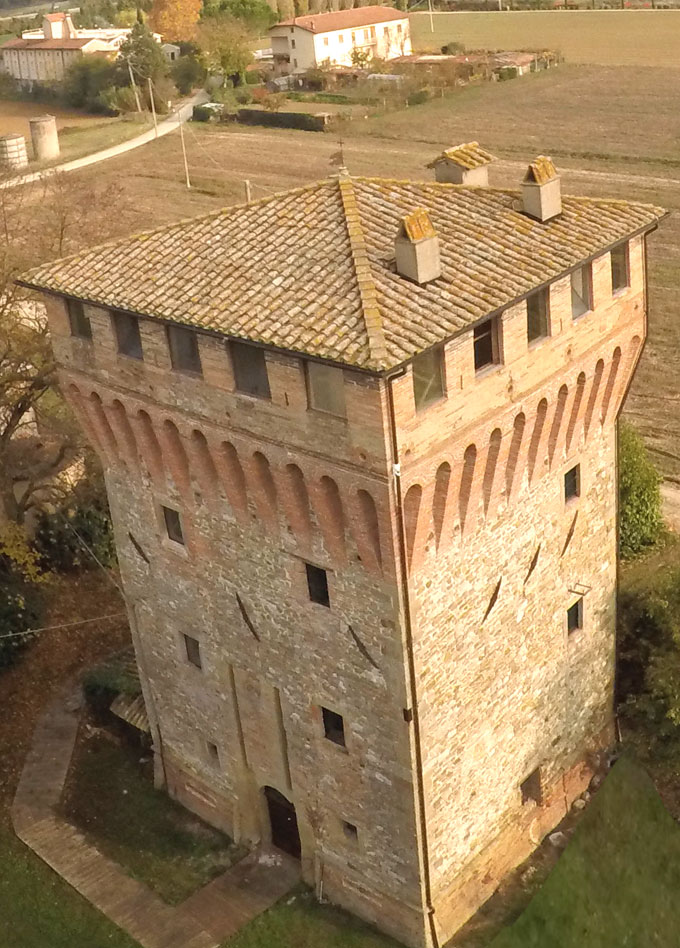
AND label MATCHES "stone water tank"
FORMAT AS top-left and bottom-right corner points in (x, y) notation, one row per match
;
(0, 133), (28, 170)
(29, 114), (60, 162)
